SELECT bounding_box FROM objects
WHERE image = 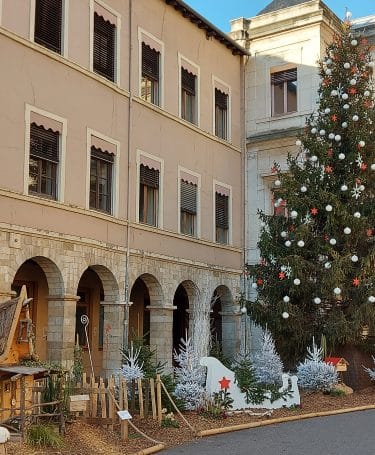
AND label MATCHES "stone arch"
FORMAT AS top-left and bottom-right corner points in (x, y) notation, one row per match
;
(87, 264), (120, 303)
(132, 273), (164, 306)
(213, 285), (233, 310)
